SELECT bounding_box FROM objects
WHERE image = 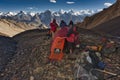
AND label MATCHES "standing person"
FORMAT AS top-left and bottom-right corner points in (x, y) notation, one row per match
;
(60, 20), (67, 28)
(68, 20), (74, 29)
(66, 20), (80, 54)
(50, 19), (58, 38)
(66, 27), (76, 54)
